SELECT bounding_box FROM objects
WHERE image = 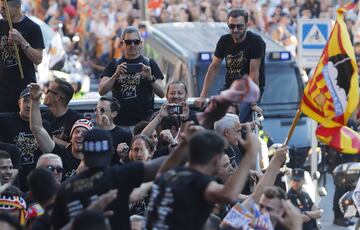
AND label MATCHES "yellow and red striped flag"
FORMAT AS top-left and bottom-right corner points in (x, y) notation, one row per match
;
(300, 1), (360, 154)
